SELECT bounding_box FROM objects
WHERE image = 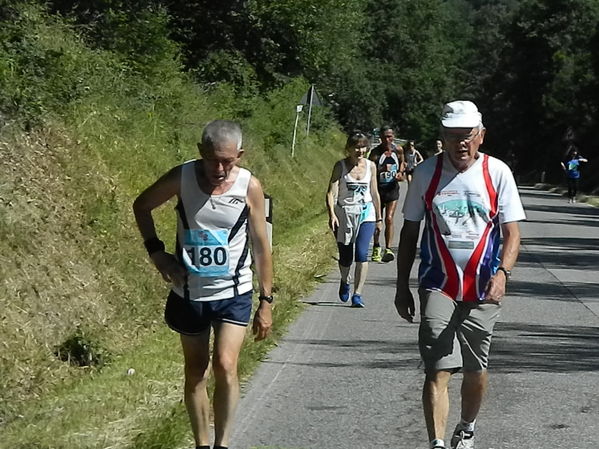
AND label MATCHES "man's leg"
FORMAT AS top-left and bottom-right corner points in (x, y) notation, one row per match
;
(418, 289), (461, 447)
(460, 370), (488, 422)
(180, 331), (212, 448)
(372, 202), (386, 261)
(384, 199), (398, 250)
(212, 322), (247, 447)
(450, 302), (500, 448)
(567, 178), (575, 200)
(423, 370), (452, 443)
